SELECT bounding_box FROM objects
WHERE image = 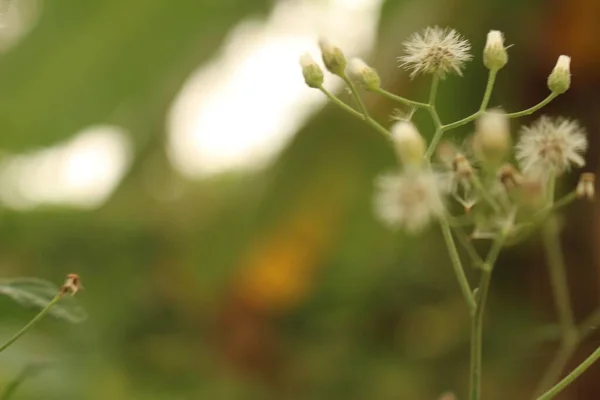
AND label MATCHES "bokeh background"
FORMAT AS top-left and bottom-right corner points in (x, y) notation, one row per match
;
(0, 0), (598, 398)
